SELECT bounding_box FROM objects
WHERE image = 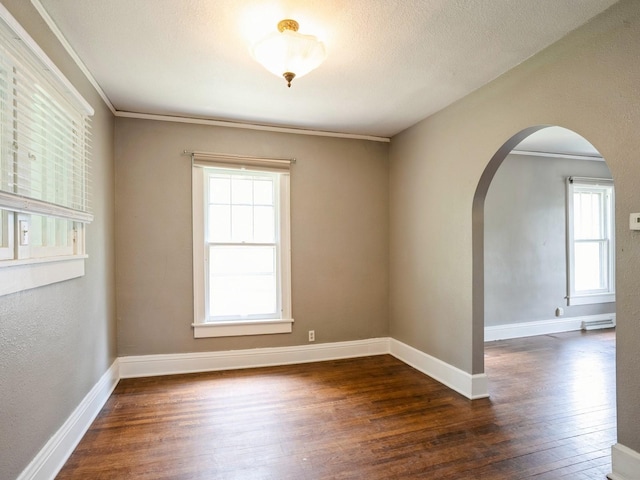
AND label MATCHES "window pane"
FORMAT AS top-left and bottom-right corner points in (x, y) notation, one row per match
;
(254, 180), (273, 205)
(574, 191), (602, 239)
(209, 245), (276, 317)
(210, 176), (231, 204)
(231, 177), (253, 204)
(207, 171), (278, 246)
(575, 241), (606, 291)
(209, 275), (276, 317)
(210, 246), (275, 275)
(231, 205), (253, 242)
(254, 206), (275, 243)
(30, 215), (44, 247)
(27, 214), (74, 248)
(45, 216), (56, 246)
(56, 218), (69, 246)
(208, 205), (231, 242)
